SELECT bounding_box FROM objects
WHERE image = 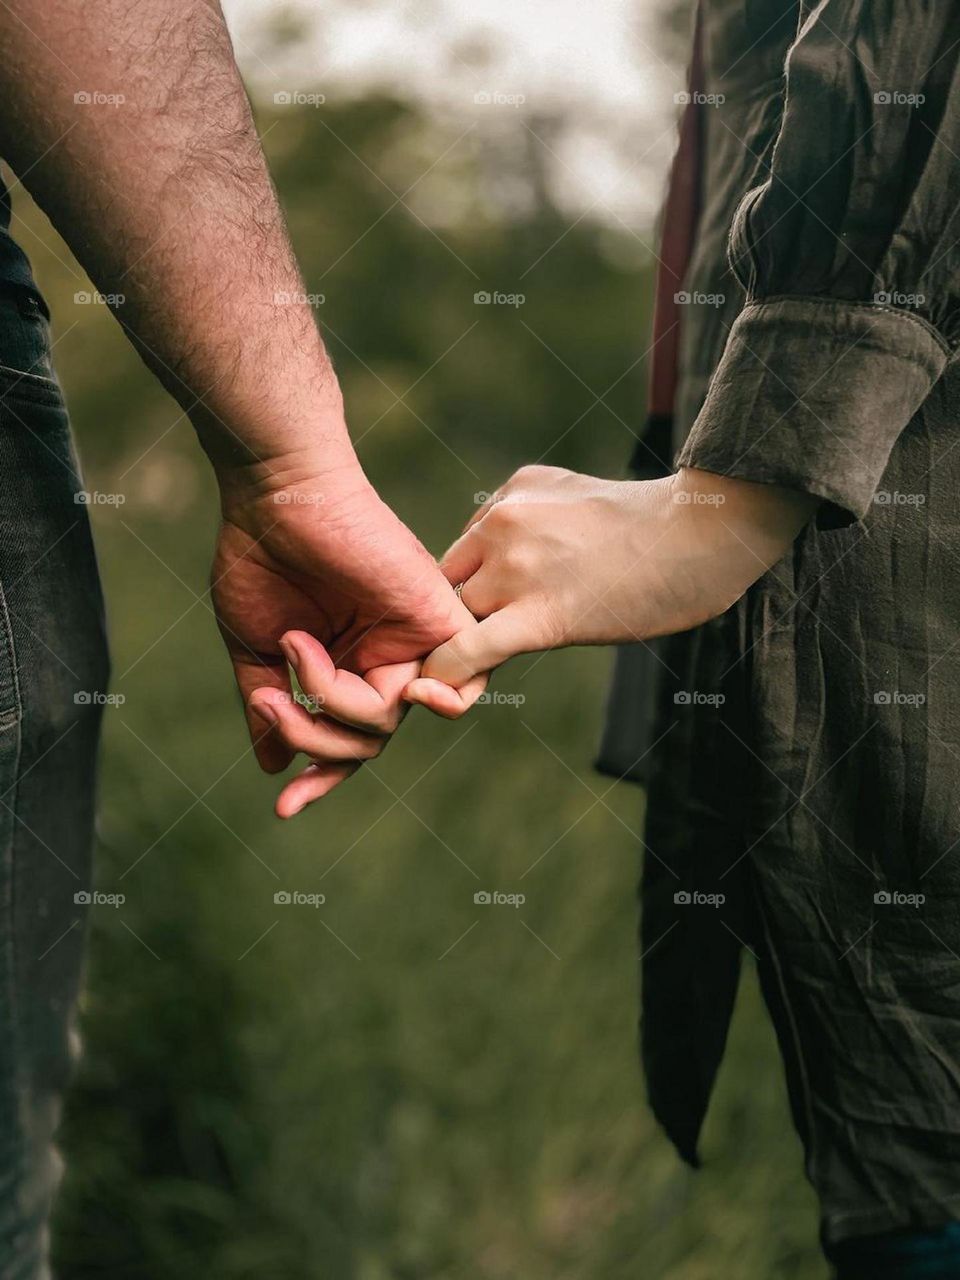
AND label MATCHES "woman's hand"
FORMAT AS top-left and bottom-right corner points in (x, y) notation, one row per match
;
(404, 464), (819, 717)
